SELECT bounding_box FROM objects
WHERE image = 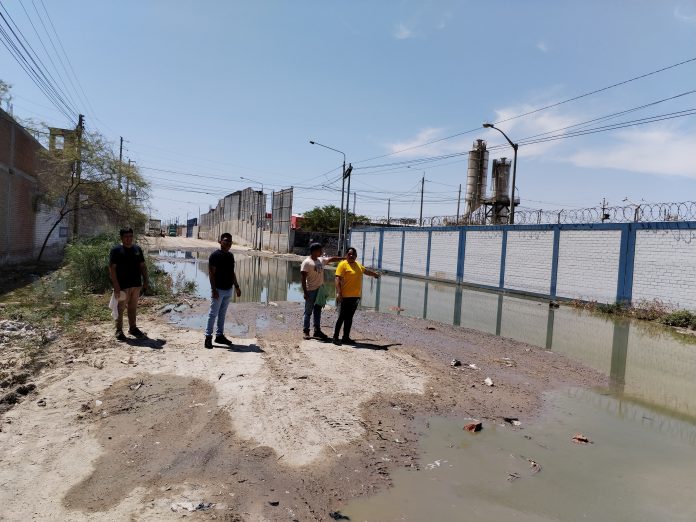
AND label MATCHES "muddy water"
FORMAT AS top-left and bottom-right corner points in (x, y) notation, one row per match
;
(157, 250), (696, 520)
(343, 389), (696, 521)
